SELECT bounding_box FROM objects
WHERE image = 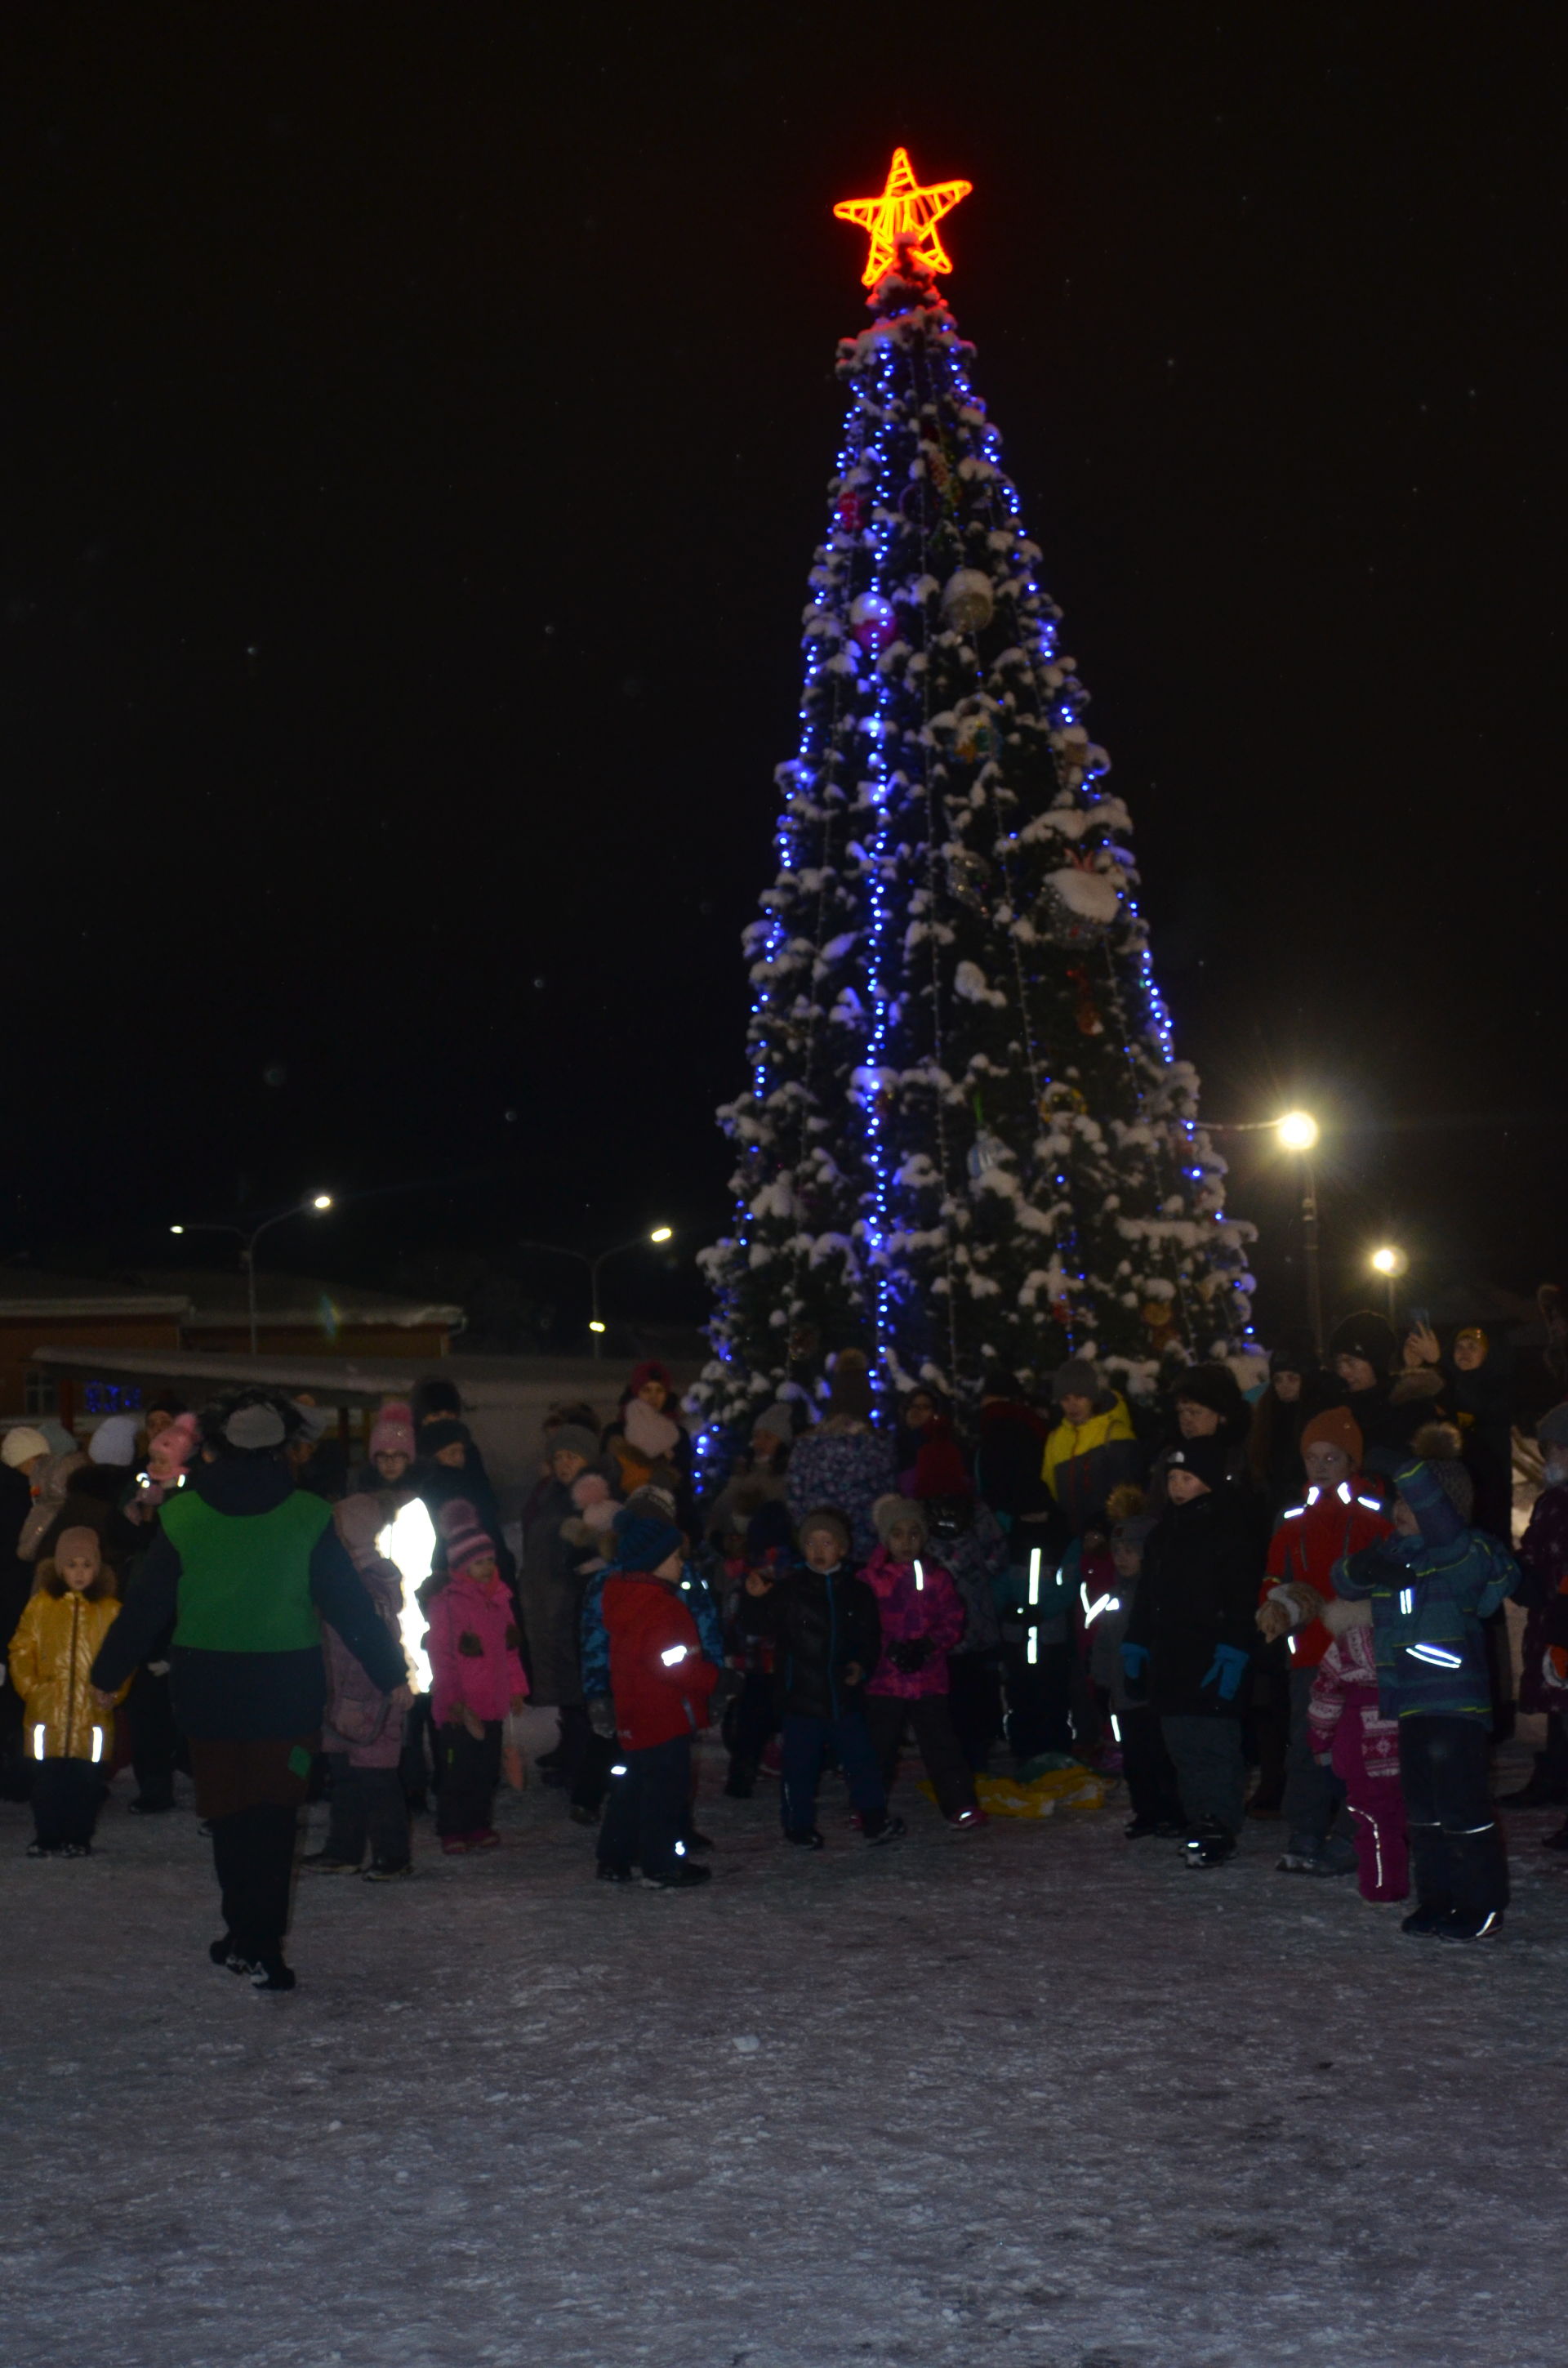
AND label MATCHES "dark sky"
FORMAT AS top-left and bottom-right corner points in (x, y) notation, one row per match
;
(2, 6), (1563, 1342)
